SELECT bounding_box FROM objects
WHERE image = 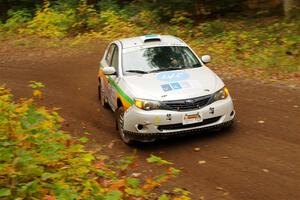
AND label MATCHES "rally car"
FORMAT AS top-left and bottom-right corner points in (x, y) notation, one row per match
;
(98, 35), (235, 144)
